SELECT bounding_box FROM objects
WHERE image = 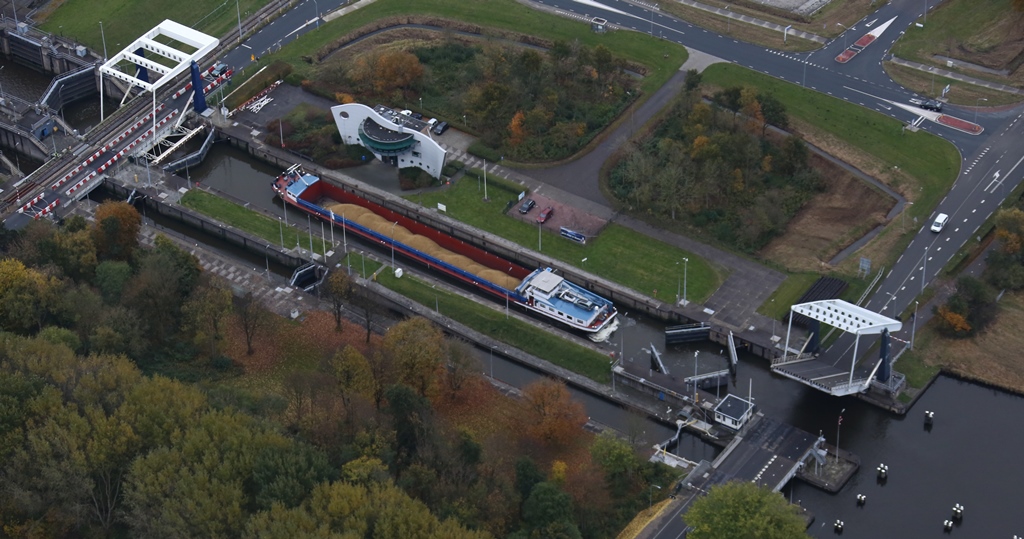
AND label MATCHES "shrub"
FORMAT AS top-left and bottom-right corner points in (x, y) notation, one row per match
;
(467, 141), (501, 162)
